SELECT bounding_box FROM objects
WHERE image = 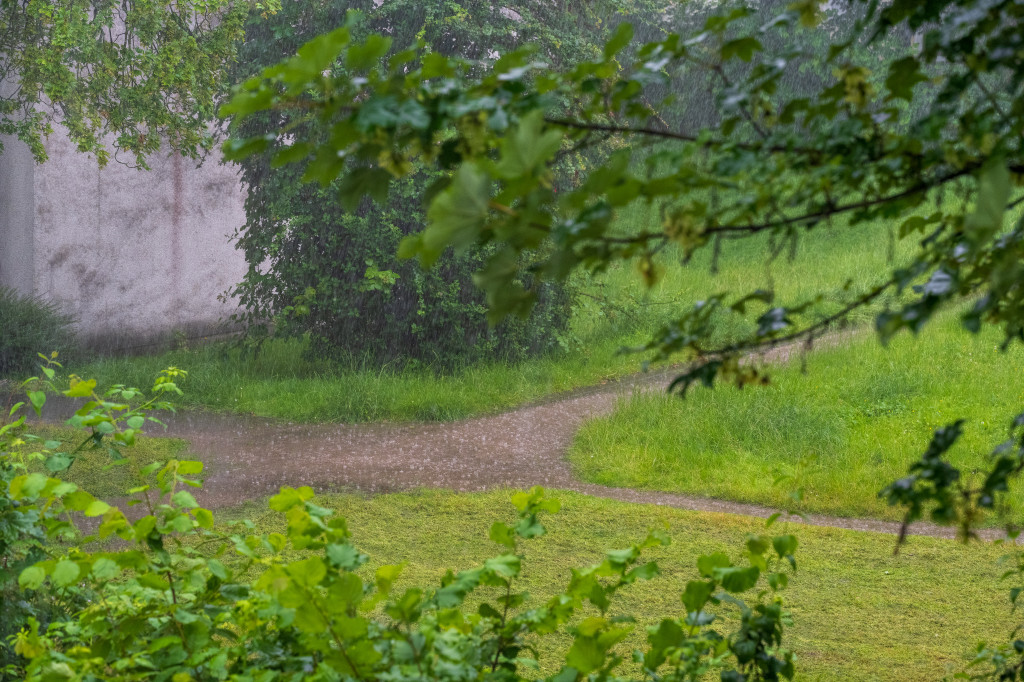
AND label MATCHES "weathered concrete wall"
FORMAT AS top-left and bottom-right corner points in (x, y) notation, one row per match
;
(1, 131), (249, 351)
(0, 133), (34, 297)
(0, 71), (36, 298)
